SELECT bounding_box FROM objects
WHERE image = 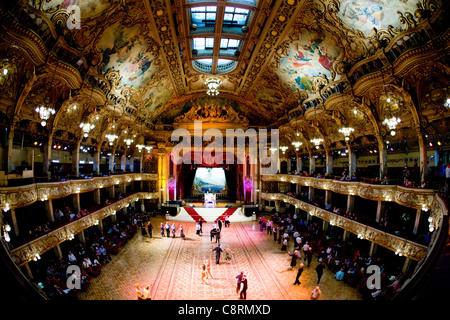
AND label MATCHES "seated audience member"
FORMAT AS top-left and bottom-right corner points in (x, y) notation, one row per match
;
(335, 268), (345, 281)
